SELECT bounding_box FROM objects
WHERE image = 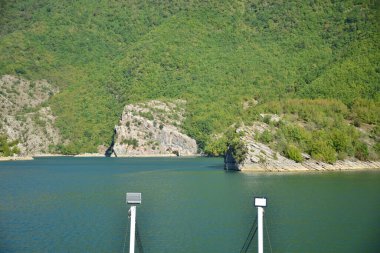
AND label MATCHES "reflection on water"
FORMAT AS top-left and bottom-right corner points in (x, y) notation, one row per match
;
(1, 157), (379, 252)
